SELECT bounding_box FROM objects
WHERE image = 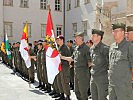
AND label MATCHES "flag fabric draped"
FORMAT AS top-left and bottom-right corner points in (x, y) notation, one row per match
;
(5, 33), (12, 59)
(45, 45), (62, 84)
(1, 36), (6, 54)
(19, 22), (31, 68)
(46, 10), (62, 84)
(46, 11), (55, 39)
(1, 41), (6, 54)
